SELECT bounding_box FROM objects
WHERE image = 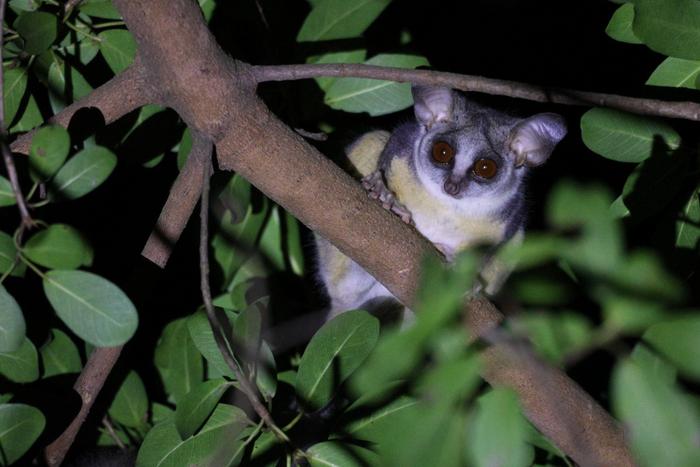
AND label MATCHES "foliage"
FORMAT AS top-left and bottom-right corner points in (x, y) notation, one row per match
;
(0, 0), (699, 466)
